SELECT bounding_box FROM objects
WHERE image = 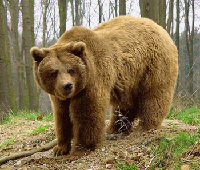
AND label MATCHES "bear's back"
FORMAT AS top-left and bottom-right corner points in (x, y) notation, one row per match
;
(93, 15), (168, 41)
(93, 15), (177, 62)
